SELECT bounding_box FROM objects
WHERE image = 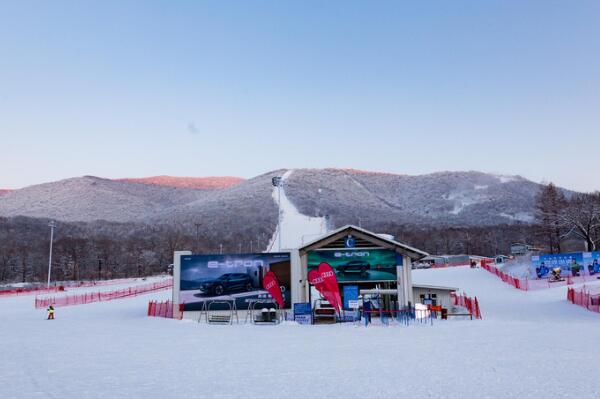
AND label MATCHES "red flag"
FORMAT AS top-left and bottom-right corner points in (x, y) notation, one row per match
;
(308, 267), (342, 317)
(262, 271), (285, 309)
(318, 262), (342, 315)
